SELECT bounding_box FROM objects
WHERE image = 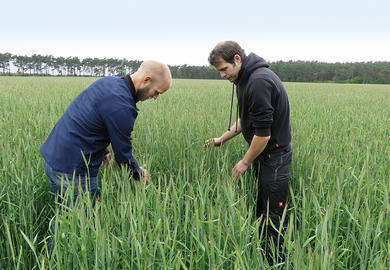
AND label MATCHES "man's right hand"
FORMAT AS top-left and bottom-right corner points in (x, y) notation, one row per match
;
(140, 165), (152, 184)
(203, 137), (222, 148)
